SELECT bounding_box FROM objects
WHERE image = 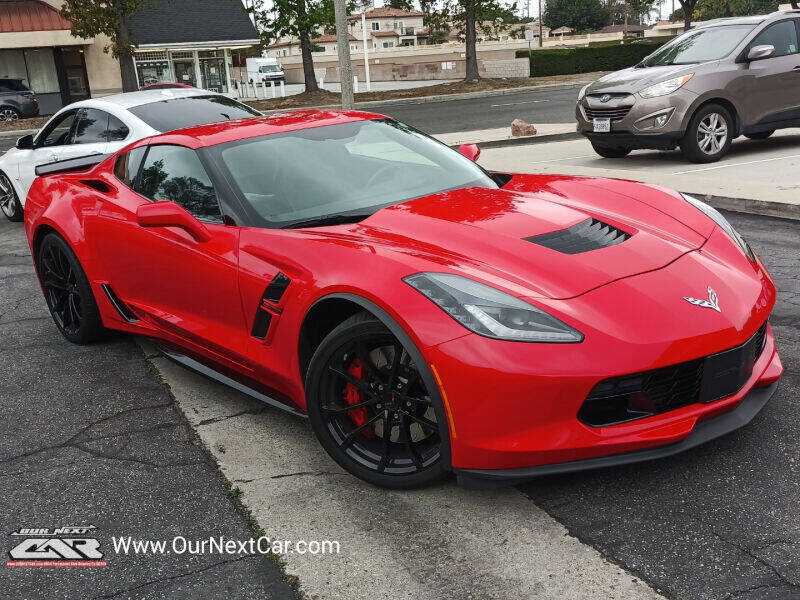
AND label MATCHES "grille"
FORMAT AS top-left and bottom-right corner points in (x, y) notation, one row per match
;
(579, 323), (769, 427)
(525, 218), (631, 254)
(584, 106), (632, 122)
